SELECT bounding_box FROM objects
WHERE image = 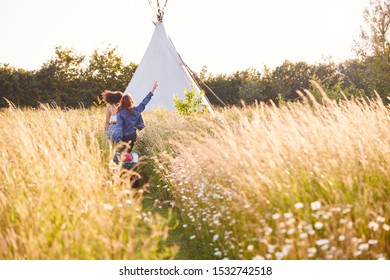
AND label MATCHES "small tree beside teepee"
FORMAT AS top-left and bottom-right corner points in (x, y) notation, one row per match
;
(174, 85), (206, 115)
